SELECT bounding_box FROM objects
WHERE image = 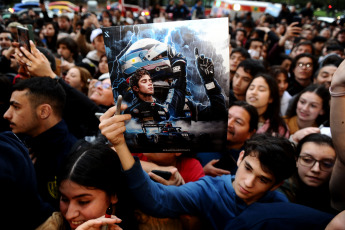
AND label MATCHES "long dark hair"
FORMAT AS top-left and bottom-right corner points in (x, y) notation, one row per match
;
(58, 142), (137, 229)
(285, 84), (330, 126)
(251, 73), (288, 136)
